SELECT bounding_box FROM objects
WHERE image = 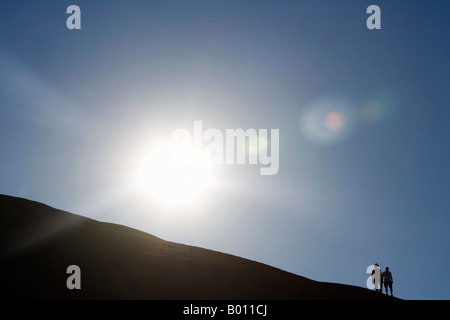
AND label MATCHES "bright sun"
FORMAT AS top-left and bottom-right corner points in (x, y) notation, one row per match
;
(134, 142), (213, 206)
